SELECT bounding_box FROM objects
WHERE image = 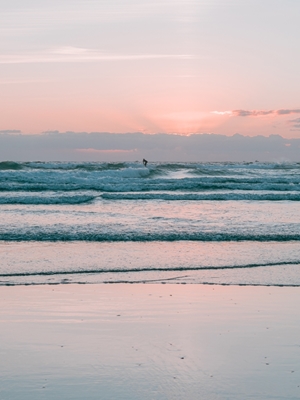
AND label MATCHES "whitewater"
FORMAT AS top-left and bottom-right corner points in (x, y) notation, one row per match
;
(0, 160), (300, 286)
